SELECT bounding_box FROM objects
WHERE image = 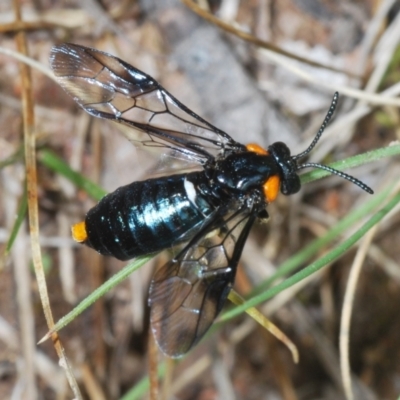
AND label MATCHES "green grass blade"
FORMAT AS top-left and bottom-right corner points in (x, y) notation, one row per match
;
(119, 362), (166, 400)
(300, 143), (400, 184)
(5, 181), (28, 253)
(252, 183), (392, 294)
(38, 149), (107, 200)
(0, 146), (24, 169)
(220, 186), (400, 324)
(47, 255), (153, 336)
